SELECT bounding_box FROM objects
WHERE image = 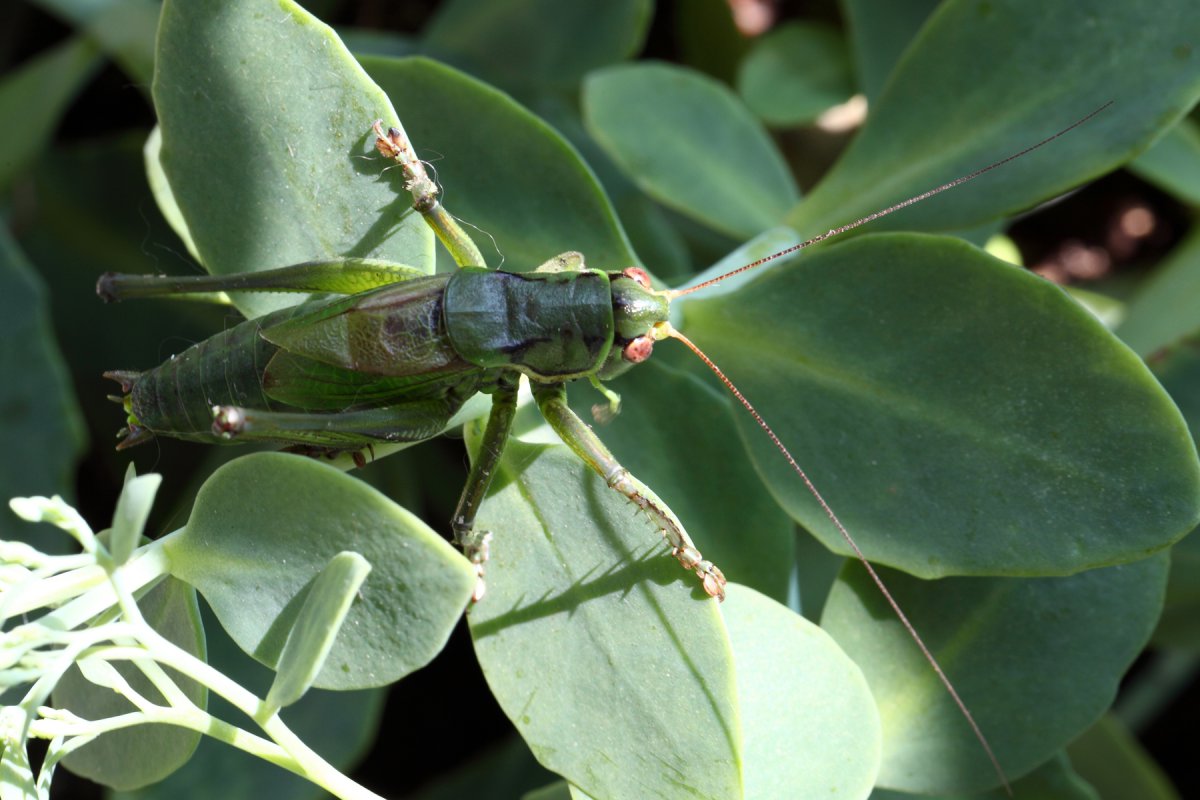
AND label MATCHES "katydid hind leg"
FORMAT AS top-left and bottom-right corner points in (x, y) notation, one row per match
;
(531, 382), (726, 601)
(96, 258), (426, 302)
(208, 398), (459, 448)
(452, 376), (520, 602)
